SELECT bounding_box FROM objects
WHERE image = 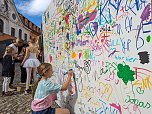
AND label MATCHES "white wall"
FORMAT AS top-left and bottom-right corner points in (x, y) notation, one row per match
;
(43, 0), (152, 114)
